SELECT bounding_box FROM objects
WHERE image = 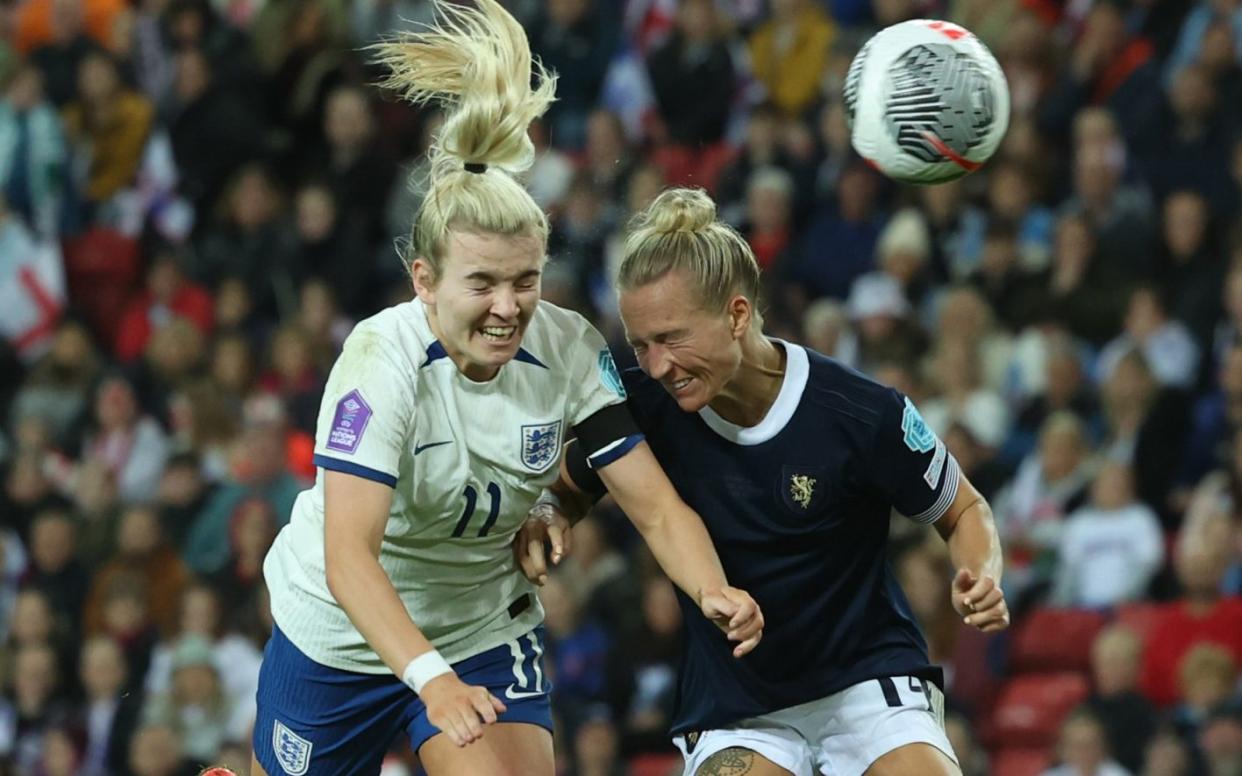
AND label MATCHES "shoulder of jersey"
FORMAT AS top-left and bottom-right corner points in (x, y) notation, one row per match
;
(343, 301), (432, 364)
(520, 301), (593, 368)
(800, 347), (894, 429)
